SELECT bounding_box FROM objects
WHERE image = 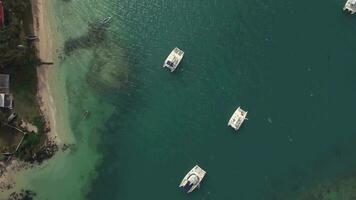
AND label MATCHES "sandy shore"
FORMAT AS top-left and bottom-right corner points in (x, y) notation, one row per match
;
(0, 0), (60, 195)
(32, 0), (61, 143)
